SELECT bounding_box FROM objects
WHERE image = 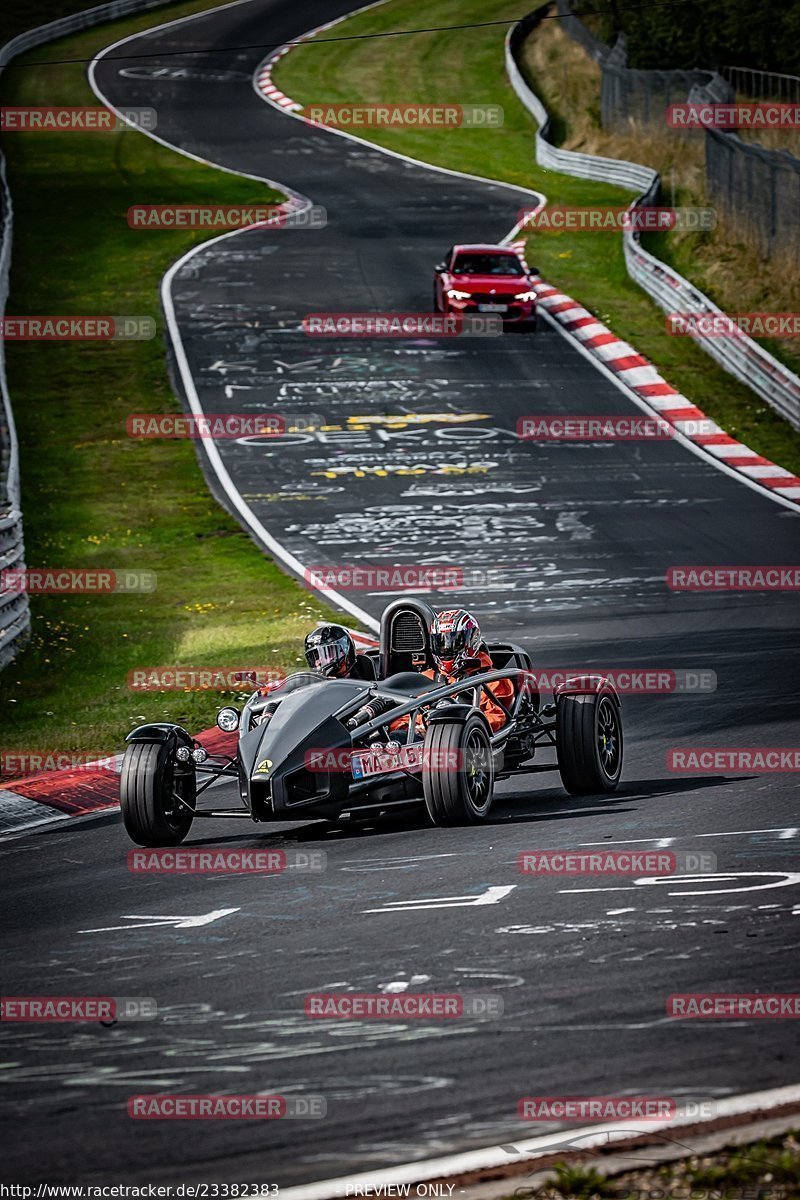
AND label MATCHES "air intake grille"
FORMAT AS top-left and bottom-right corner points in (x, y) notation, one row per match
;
(391, 612), (426, 652)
